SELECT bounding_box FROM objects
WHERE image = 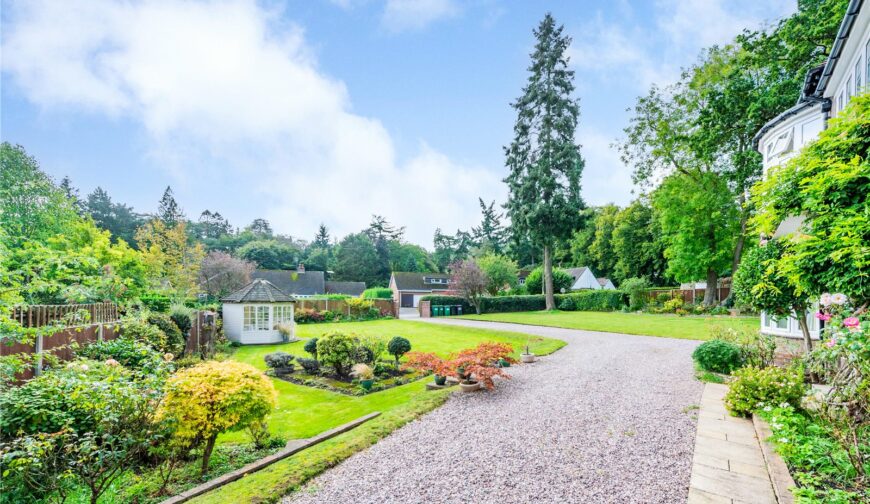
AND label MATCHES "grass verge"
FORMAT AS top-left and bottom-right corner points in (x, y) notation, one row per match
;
(188, 389), (451, 503)
(459, 310), (758, 340)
